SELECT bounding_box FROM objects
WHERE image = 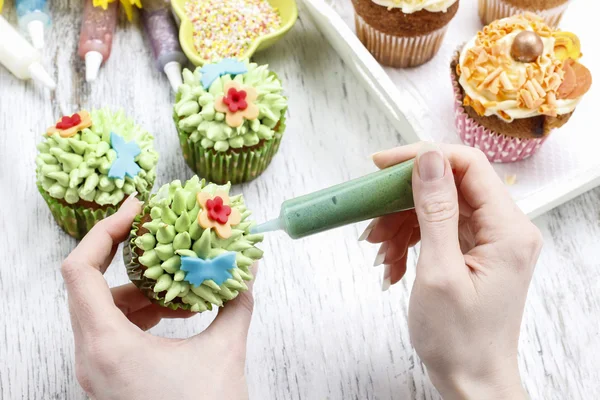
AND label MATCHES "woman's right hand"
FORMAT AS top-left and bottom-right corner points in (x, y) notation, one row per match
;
(367, 143), (543, 400)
